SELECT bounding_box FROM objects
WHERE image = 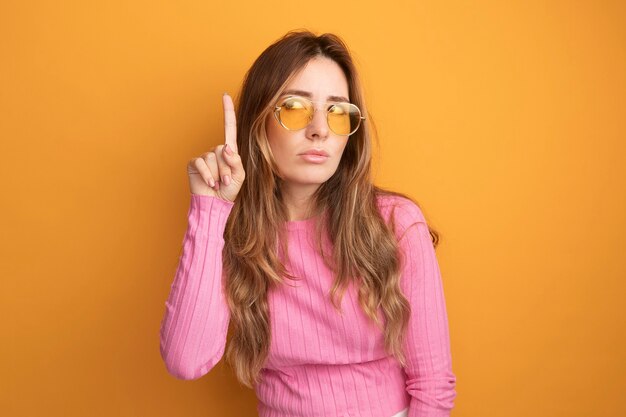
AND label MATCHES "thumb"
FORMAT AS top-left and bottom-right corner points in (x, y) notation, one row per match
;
(223, 143), (244, 180)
